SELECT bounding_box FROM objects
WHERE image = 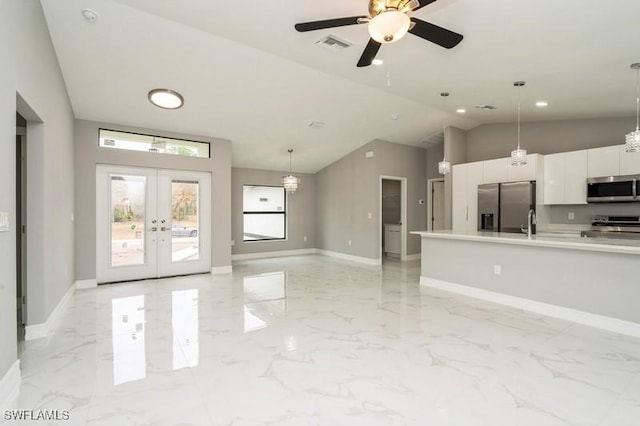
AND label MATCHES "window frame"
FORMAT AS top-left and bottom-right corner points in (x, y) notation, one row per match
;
(98, 128), (211, 159)
(242, 184), (287, 242)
